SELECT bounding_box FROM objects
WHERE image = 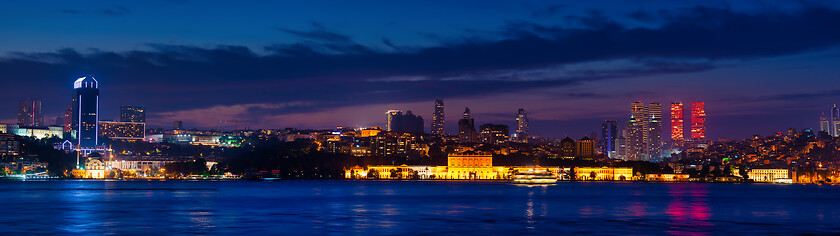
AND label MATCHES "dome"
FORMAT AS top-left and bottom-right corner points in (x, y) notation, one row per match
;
(73, 76), (98, 89)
